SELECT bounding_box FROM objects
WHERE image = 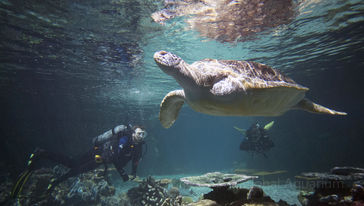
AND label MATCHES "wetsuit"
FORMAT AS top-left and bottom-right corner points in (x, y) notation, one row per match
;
(92, 124), (143, 181)
(33, 125), (143, 190)
(239, 123), (274, 157)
